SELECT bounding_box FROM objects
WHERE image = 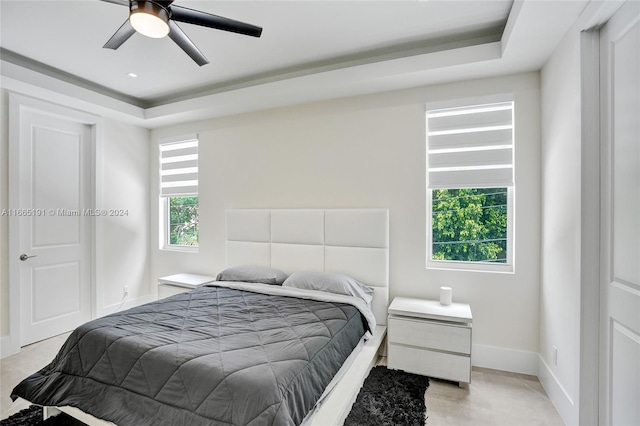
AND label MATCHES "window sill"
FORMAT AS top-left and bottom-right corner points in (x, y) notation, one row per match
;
(161, 245), (199, 254)
(427, 260), (514, 274)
